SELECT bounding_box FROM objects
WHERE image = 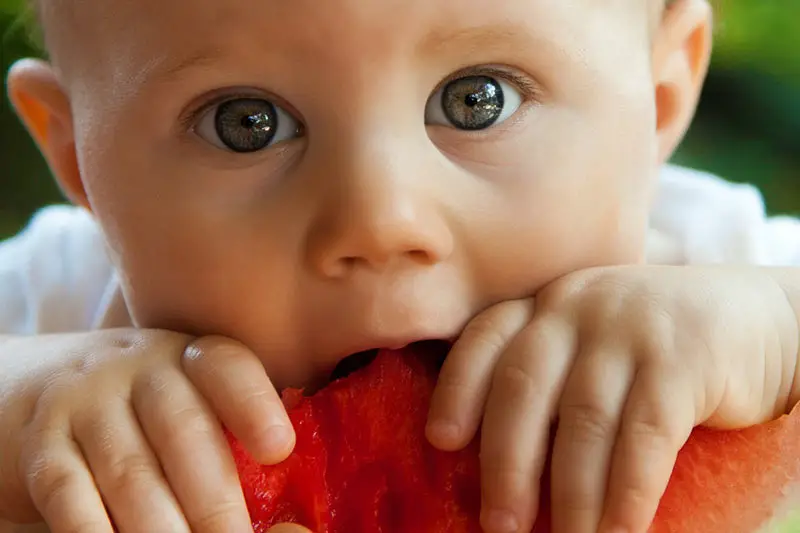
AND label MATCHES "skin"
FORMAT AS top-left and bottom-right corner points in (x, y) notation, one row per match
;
(4, 0), (800, 532)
